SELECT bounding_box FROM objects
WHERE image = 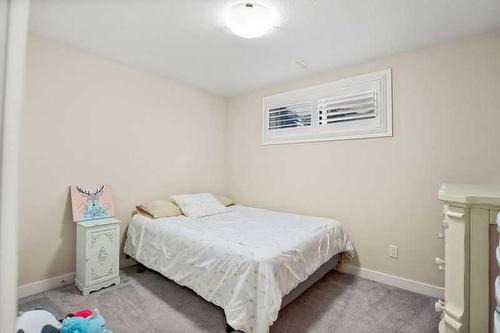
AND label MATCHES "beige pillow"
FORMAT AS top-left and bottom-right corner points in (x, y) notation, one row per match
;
(136, 200), (182, 219)
(214, 194), (235, 207)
